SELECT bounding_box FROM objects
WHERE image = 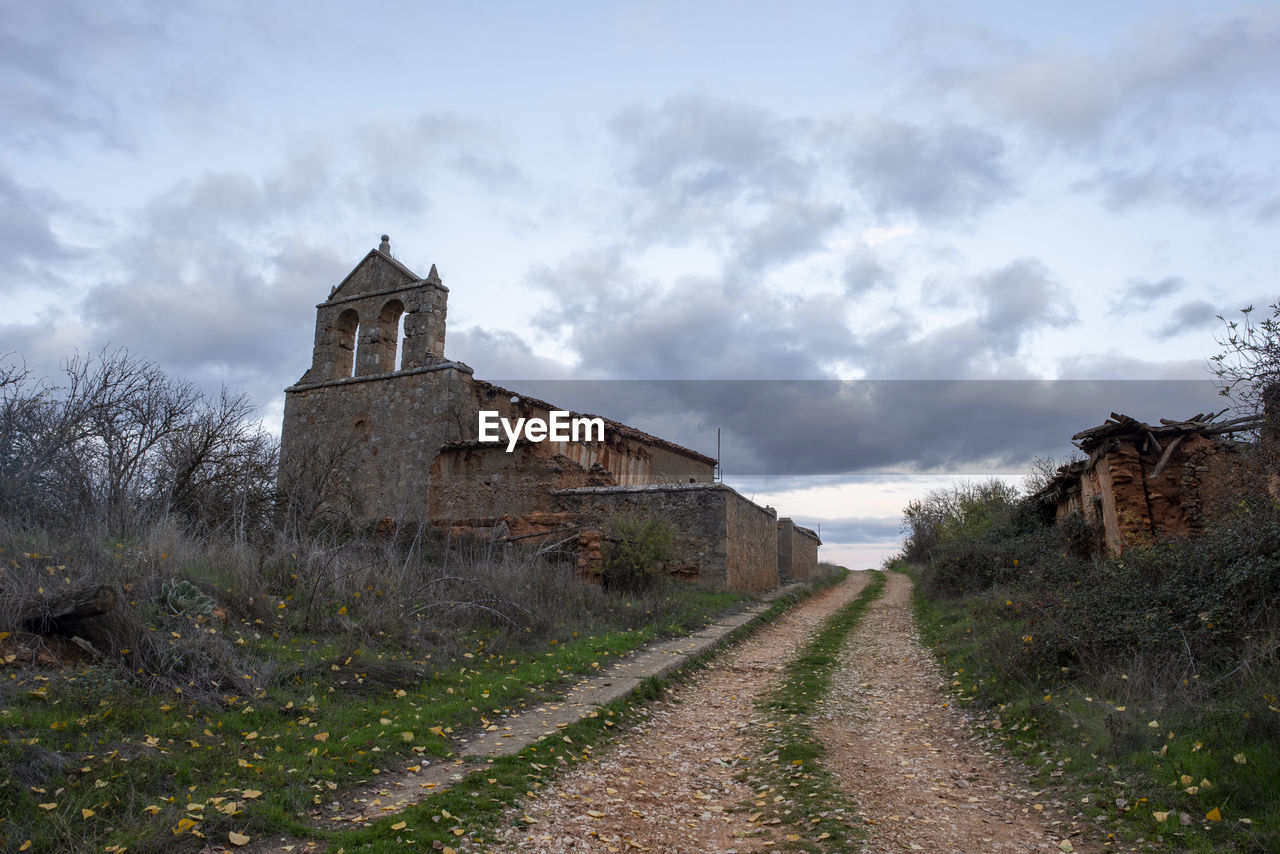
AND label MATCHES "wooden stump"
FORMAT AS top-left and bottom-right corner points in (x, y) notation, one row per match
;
(22, 584), (118, 636)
